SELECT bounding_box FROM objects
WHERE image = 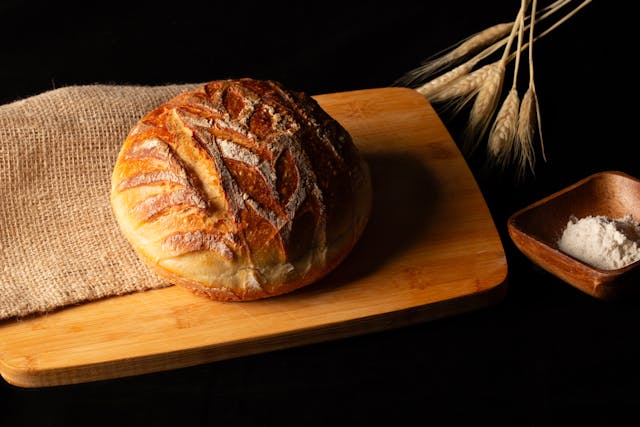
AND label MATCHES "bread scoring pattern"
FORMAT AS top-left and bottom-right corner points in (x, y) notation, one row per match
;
(112, 79), (365, 291)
